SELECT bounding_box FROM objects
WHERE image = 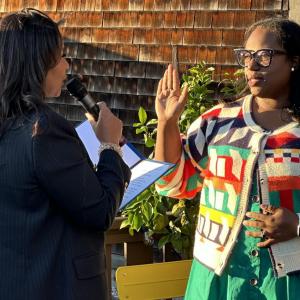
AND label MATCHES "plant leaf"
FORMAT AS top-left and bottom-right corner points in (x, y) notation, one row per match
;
(136, 126), (147, 134)
(153, 213), (167, 231)
(132, 214), (143, 231)
(146, 119), (158, 126)
(142, 202), (153, 222)
(158, 235), (170, 249)
(138, 107), (147, 124)
(171, 238), (183, 253)
(120, 219), (130, 229)
(145, 136), (155, 148)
